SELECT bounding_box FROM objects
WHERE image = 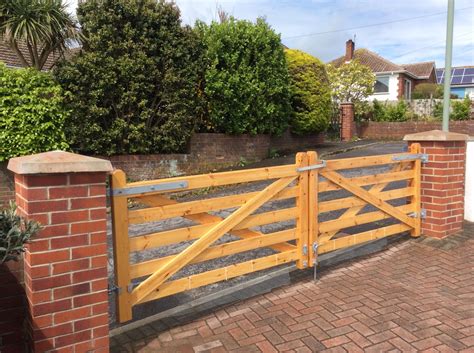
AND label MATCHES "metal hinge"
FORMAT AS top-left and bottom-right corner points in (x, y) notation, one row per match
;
(392, 153), (429, 164)
(108, 283), (136, 295)
(108, 284), (121, 295)
(297, 161), (327, 172)
(110, 181), (188, 197)
(408, 209), (426, 219)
